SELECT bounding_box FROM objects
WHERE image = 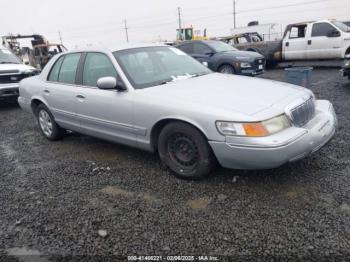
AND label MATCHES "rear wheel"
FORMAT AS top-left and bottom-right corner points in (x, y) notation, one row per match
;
(218, 64), (235, 74)
(36, 104), (64, 141)
(158, 122), (215, 180)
